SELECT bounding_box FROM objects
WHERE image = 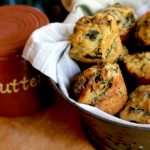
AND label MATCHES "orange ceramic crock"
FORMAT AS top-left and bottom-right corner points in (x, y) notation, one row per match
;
(0, 5), (50, 116)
